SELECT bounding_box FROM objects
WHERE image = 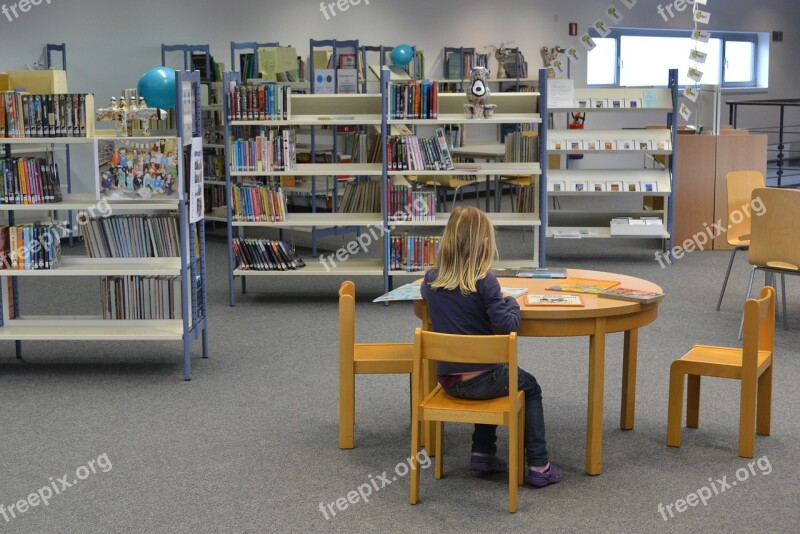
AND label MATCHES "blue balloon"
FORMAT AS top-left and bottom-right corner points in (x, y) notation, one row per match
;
(391, 45), (414, 67)
(137, 67), (177, 110)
